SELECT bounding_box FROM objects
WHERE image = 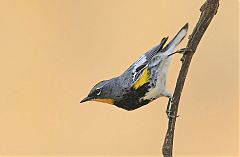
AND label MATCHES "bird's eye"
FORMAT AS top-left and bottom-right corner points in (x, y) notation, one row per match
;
(96, 88), (101, 95)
